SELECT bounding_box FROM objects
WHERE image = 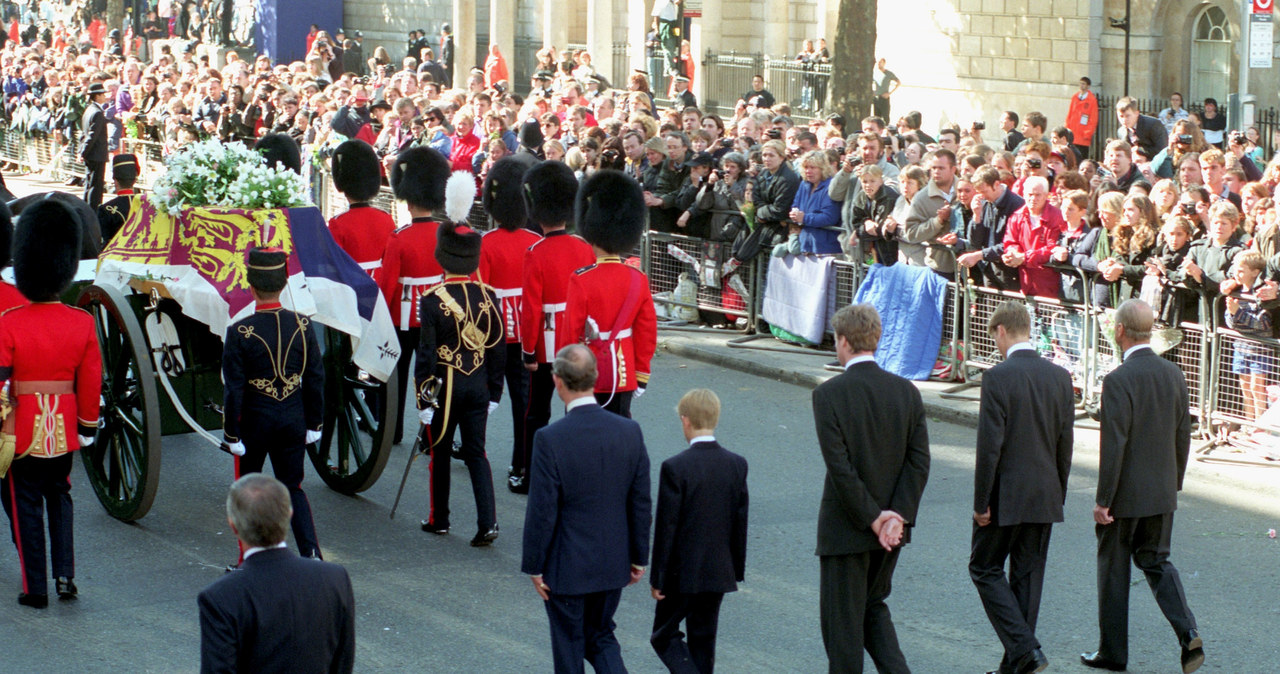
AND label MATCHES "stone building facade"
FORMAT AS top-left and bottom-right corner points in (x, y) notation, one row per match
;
(344, 0), (1280, 129)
